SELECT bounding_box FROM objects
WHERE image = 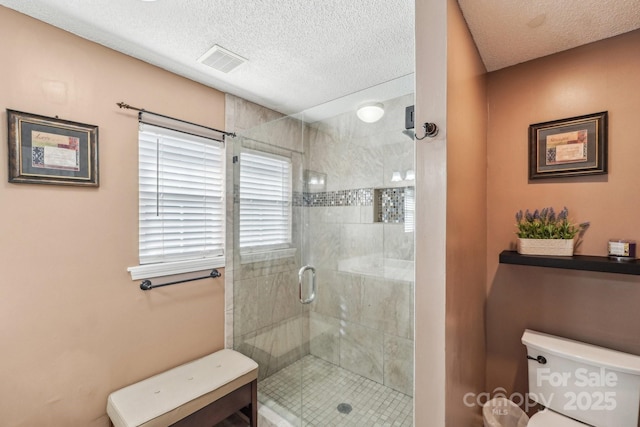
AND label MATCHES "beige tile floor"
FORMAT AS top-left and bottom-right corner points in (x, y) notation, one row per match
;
(217, 355), (413, 427)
